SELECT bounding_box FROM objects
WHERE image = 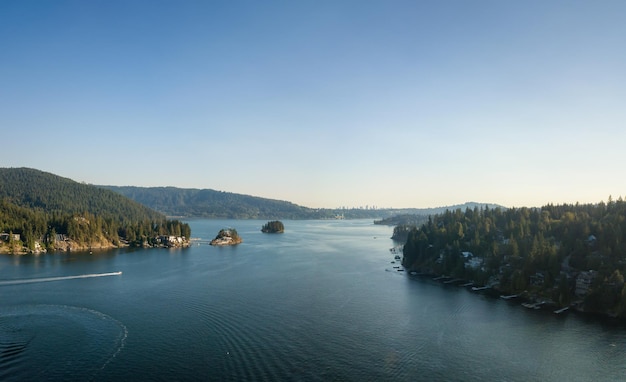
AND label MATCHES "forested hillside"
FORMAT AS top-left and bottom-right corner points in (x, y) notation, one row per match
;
(102, 186), (497, 220)
(402, 198), (626, 316)
(100, 186), (325, 219)
(0, 168), (190, 252)
(376, 202), (505, 241)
